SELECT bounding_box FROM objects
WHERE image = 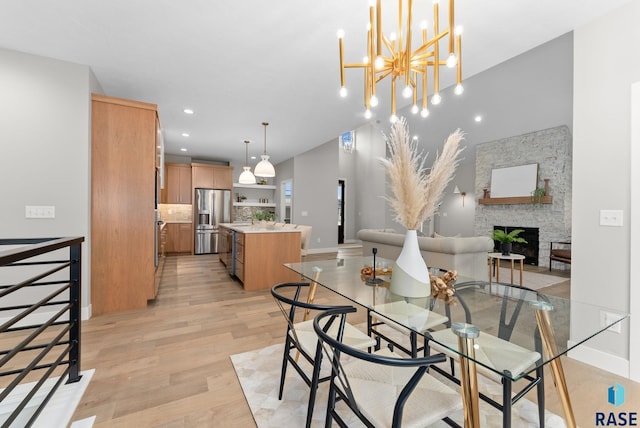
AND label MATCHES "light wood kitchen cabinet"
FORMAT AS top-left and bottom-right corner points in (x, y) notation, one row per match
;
(165, 223), (193, 254)
(91, 94), (157, 315)
(162, 163), (192, 204)
(236, 230), (300, 291)
(191, 163), (233, 189)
